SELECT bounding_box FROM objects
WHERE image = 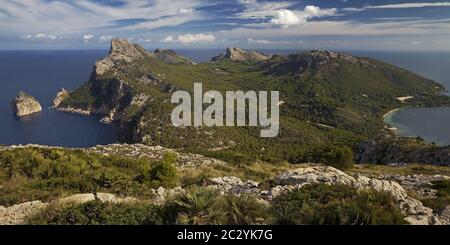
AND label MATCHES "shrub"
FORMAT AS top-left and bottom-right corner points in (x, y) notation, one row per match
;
(135, 153), (178, 188)
(166, 187), (268, 225)
(219, 194), (268, 225)
(171, 187), (224, 225)
(27, 200), (164, 225)
(325, 146), (355, 170)
(422, 179), (450, 212)
(0, 148), (171, 206)
(271, 183), (406, 225)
